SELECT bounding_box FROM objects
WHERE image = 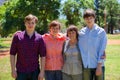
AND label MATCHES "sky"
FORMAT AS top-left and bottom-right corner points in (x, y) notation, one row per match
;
(0, 0), (5, 5)
(118, 0), (120, 3)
